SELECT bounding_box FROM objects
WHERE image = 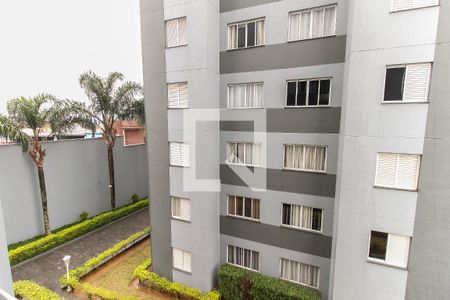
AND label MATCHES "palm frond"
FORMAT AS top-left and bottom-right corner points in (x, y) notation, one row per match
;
(0, 114), (30, 152)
